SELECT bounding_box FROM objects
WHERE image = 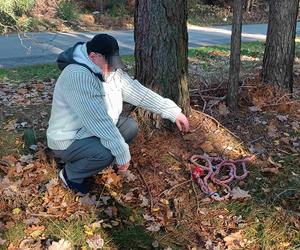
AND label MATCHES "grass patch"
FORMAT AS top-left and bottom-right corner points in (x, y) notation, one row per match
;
(0, 64), (60, 84)
(221, 153), (300, 249)
(44, 216), (113, 248)
(2, 221), (26, 249)
(0, 129), (24, 158)
(45, 218), (87, 247)
(224, 201), (300, 249)
(121, 55), (134, 65)
(0, 55), (135, 84)
(189, 41), (266, 59)
(111, 225), (155, 249)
